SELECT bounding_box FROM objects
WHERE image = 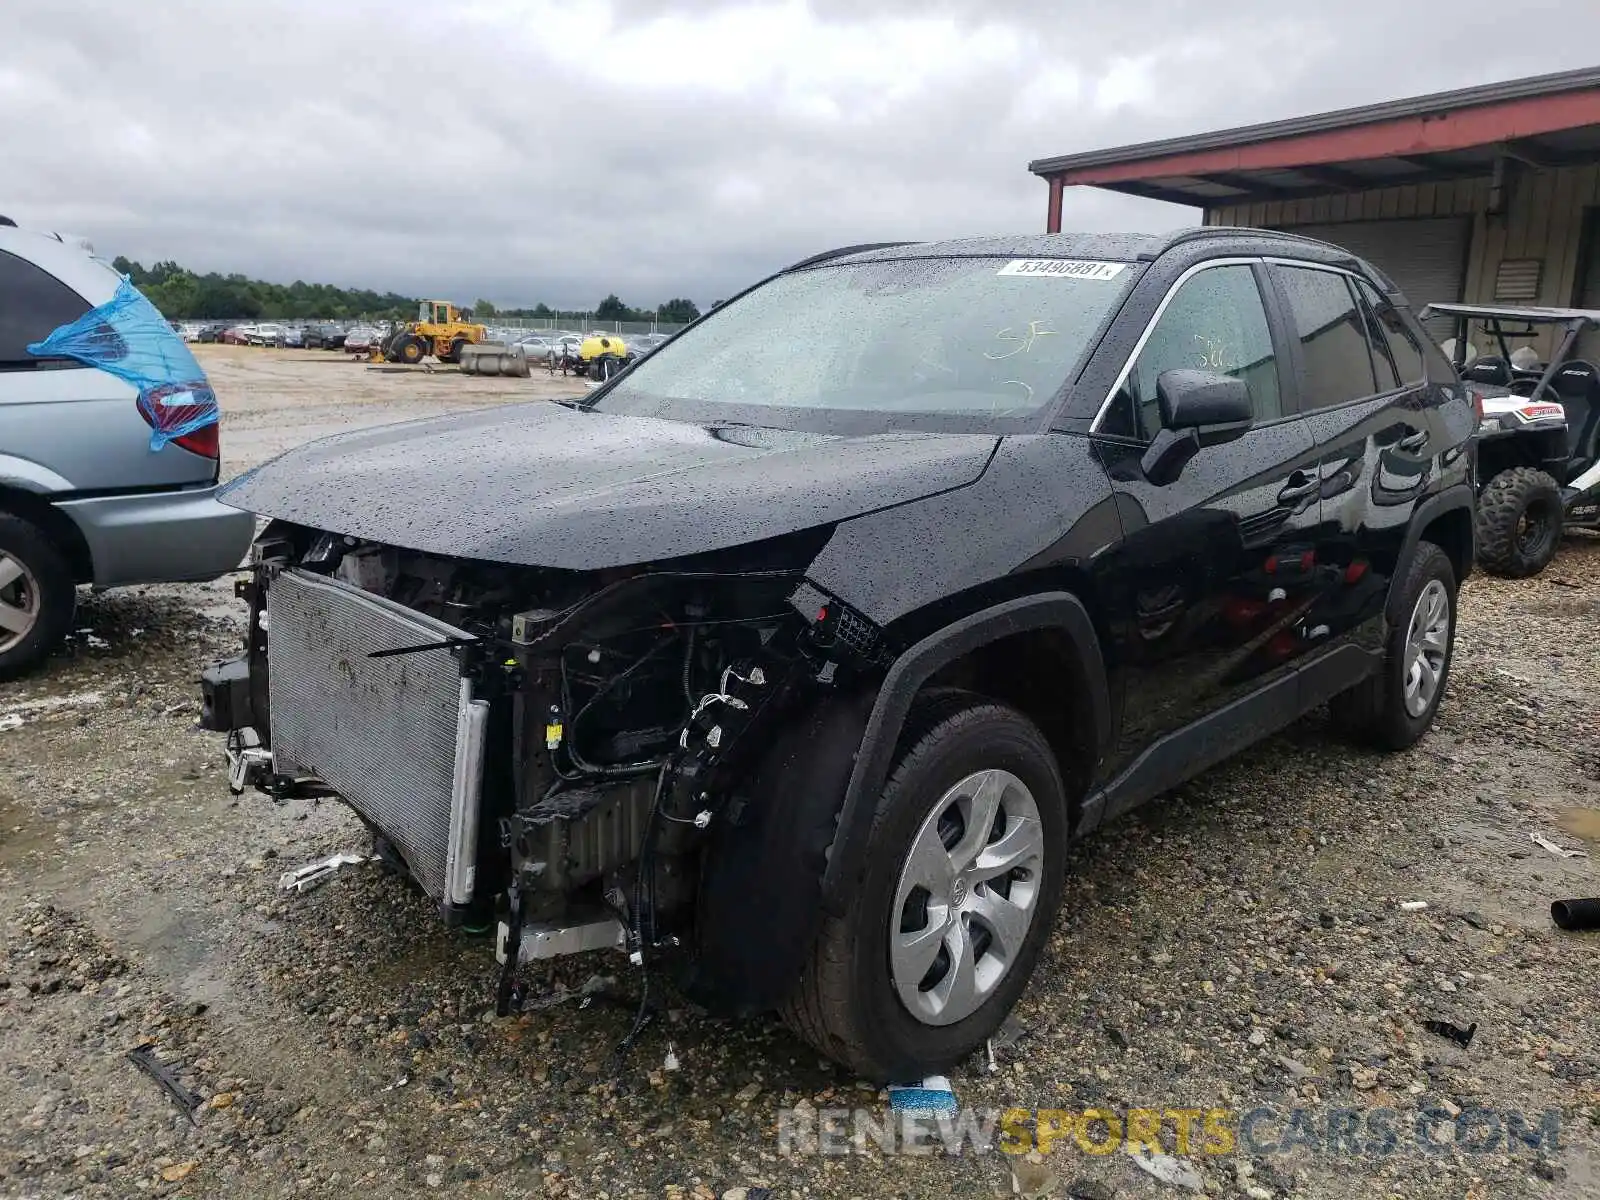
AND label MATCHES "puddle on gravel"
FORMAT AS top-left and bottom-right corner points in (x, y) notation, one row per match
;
(1557, 806), (1600, 845)
(0, 796), (52, 868)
